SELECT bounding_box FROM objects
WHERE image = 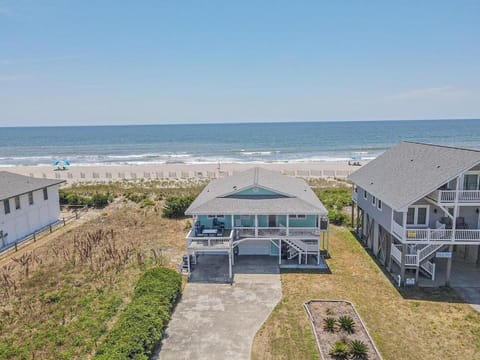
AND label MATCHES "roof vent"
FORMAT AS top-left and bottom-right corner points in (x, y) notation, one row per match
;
(370, 181), (374, 185)
(437, 165), (441, 168)
(410, 159), (414, 162)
